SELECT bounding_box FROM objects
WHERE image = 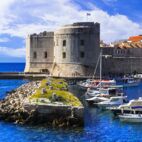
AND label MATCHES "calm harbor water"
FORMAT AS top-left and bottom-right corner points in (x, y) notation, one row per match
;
(1, 63), (142, 142)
